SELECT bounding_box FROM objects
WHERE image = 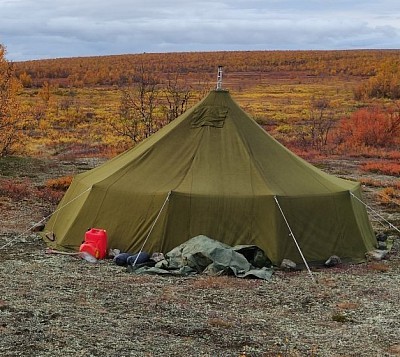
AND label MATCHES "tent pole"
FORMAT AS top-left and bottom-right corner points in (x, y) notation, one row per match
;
(274, 196), (316, 283)
(131, 191), (172, 267)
